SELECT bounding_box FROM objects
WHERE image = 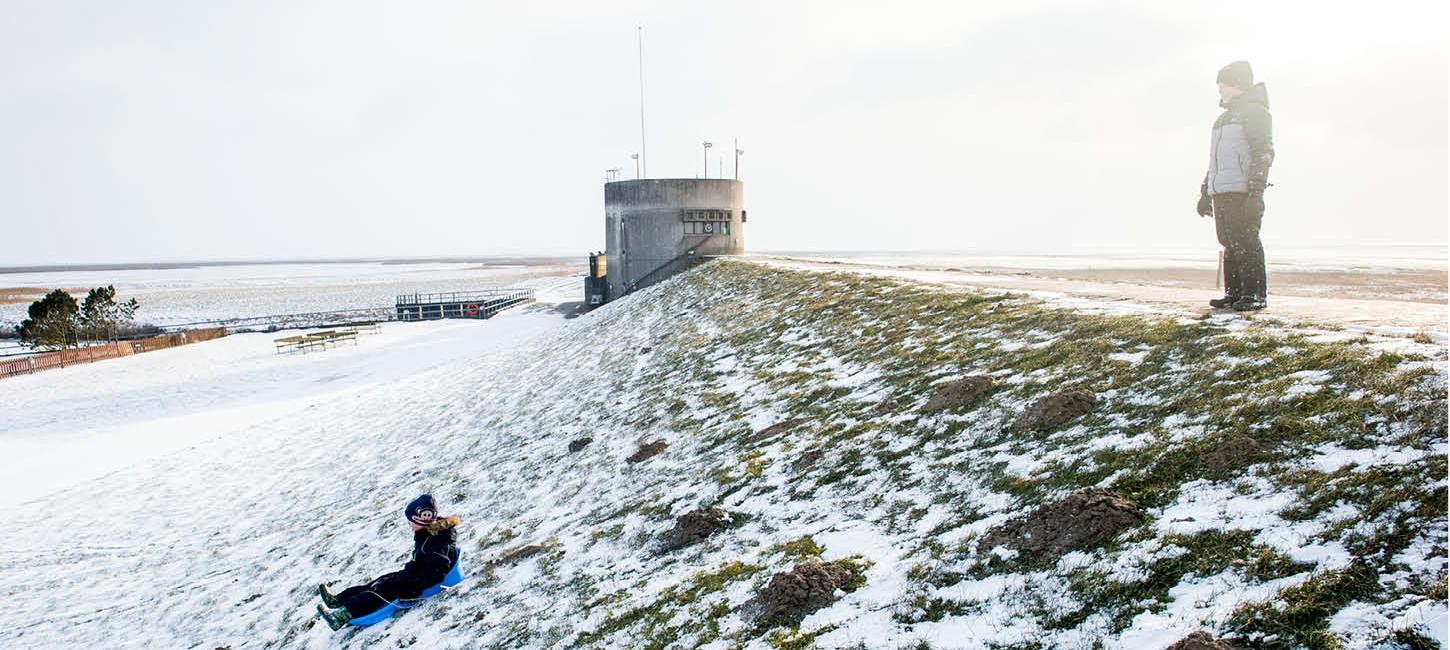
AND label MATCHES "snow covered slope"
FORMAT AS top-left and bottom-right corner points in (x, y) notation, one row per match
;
(0, 260), (1443, 649)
